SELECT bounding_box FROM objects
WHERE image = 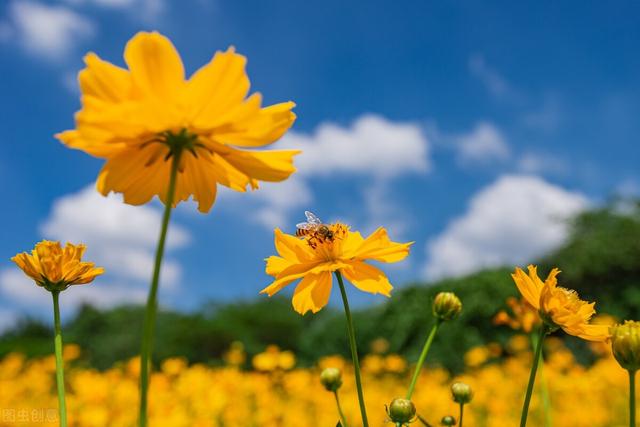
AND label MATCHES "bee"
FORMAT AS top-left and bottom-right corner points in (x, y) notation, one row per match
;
(296, 211), (334, 241)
